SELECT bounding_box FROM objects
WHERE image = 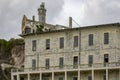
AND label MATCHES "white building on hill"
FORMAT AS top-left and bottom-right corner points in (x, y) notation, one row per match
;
(11, 2), (120, 80)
